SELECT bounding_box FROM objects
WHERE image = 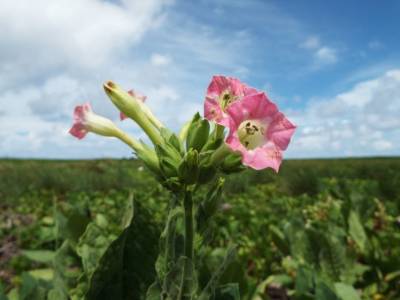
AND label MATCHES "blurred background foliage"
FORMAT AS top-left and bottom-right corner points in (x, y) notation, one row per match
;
(1, 158), (399, 299)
